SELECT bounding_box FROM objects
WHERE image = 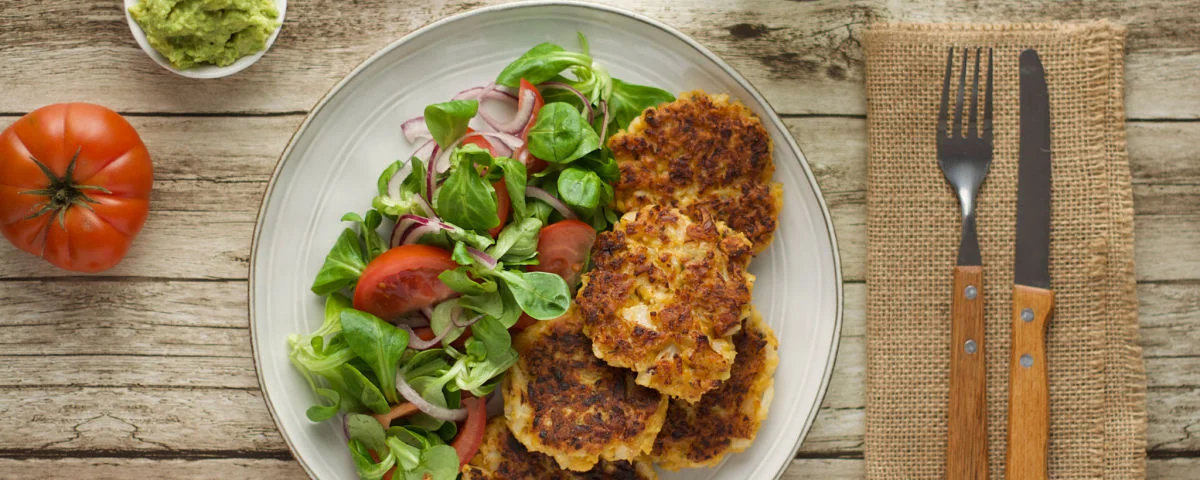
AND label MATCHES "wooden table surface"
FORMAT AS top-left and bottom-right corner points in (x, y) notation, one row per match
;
(1, 1), (1197, 478)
